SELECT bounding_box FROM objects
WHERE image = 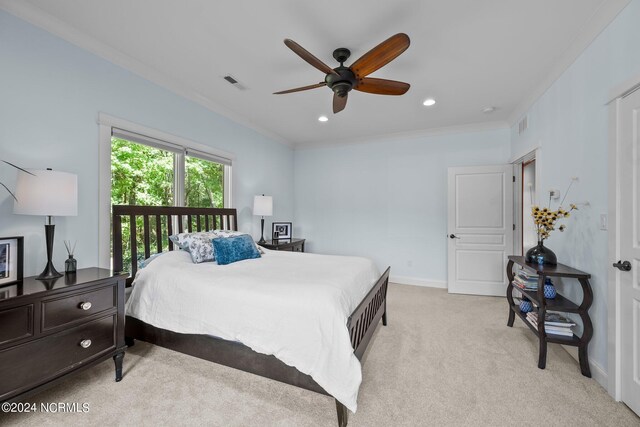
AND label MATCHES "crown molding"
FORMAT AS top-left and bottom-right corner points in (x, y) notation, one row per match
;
(507, 0), (632, 126)
(0, 0), (294, 148)
(294, 120), (510, 150)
